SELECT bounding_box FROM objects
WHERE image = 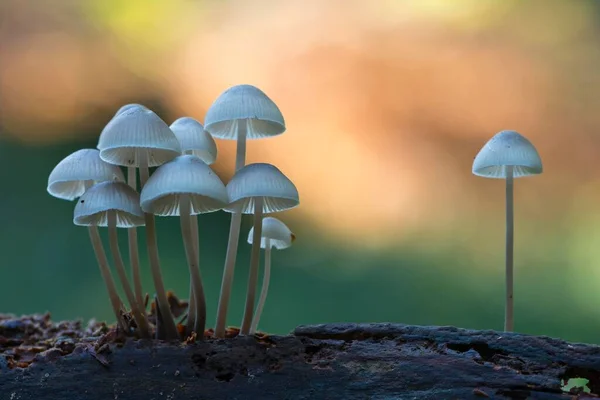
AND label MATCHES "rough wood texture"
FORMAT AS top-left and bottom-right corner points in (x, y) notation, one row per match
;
(2, 320), (600, 399)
